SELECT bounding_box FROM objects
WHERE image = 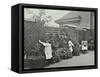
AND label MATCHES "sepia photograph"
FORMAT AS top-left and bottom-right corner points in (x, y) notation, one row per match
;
(24, 8), (95, 70)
